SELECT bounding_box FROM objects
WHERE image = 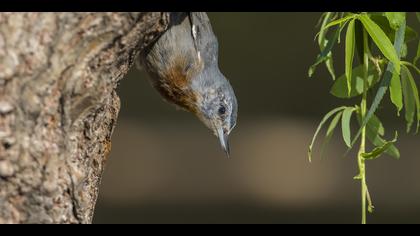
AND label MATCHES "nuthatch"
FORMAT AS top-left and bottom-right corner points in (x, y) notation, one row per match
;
(140, 12), (237, 157)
